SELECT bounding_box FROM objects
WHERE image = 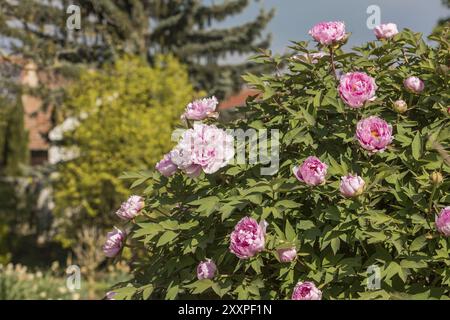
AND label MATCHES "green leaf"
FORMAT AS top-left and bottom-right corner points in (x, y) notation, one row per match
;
(331, 238), (340, 255)
(275, 200), (299, 209)
(300, 107), (316, 126)
(165, 284), (179, 300)
(313, 91), (322, 108)
(157, 231), (179, 247)
(142, 285), (154, 300)
(190, 279), (214, 294)
(400, 257), (428, 269)
(285, 220), (296, 241)
(411, 132), (422, 160)
(409, 235), (427, 252)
